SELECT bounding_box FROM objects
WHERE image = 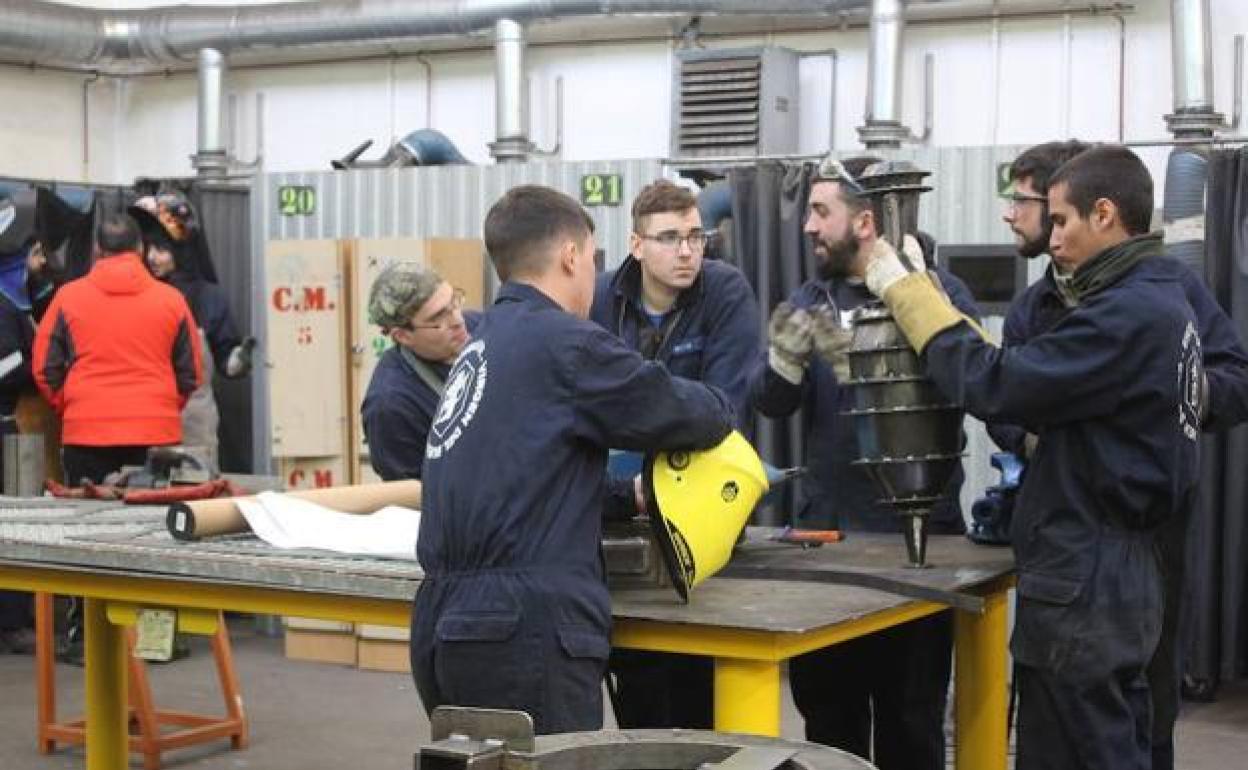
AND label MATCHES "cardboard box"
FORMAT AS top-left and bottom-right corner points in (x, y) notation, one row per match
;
(357, 638), (410, 673)
(284, 628), (357, 666)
